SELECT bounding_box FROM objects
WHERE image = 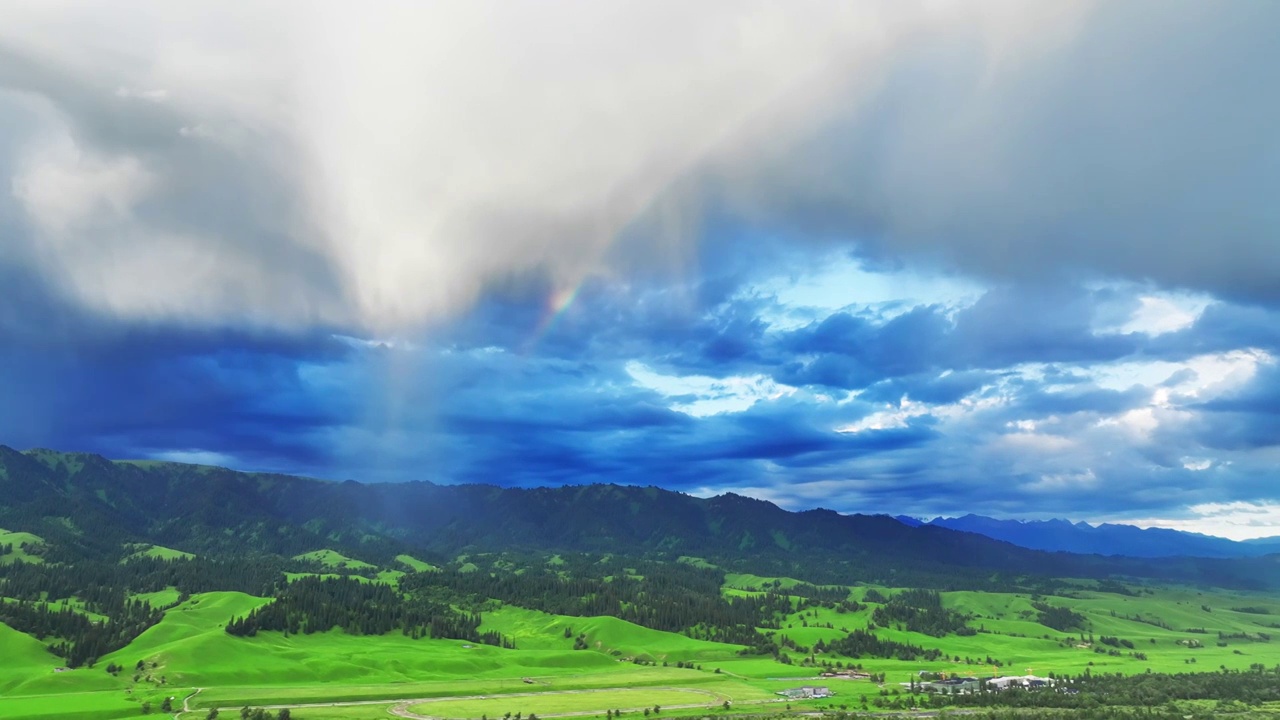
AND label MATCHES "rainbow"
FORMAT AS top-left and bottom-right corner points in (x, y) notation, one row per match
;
(523, 282), (585, 355)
